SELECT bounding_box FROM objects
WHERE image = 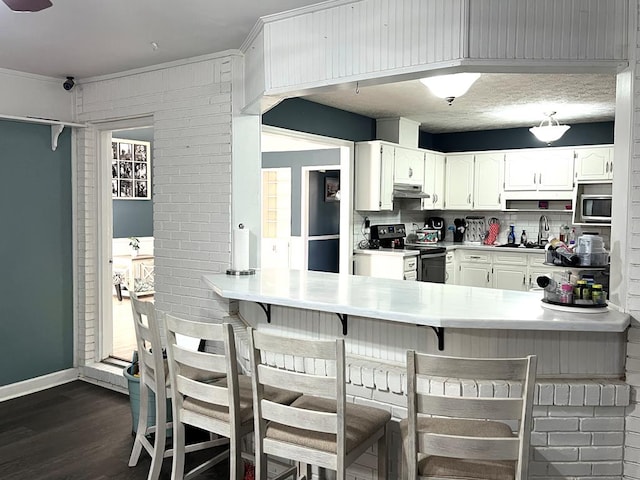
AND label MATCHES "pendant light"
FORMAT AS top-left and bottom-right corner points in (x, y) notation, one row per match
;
(529, 112), (570, 144)
(420, 72), (481, 105)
